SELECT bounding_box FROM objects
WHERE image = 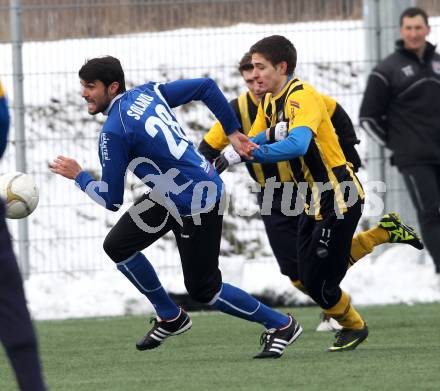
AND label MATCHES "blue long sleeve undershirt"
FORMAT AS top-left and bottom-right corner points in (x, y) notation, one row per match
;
(249, 126), (312, 163)
(250, 130), (268, 146)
